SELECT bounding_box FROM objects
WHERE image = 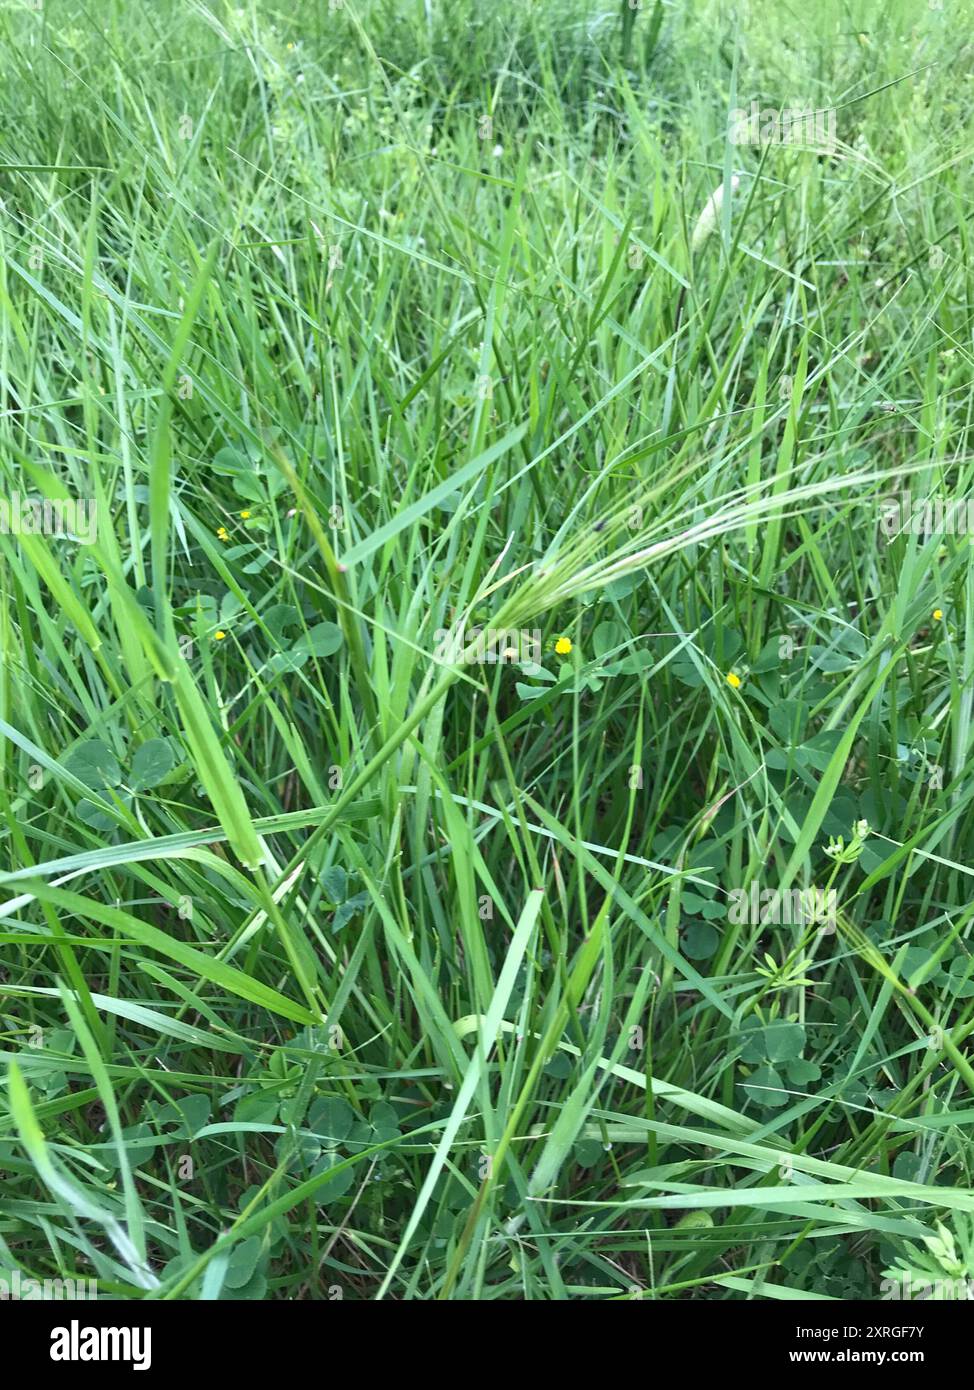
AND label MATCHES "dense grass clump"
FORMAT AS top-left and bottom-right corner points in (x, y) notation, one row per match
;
(1, 0), (974, 1301)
